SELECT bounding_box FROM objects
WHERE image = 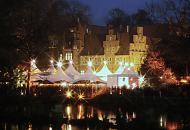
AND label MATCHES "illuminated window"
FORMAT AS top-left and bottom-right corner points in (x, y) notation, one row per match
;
(66, 52), (72, 60)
